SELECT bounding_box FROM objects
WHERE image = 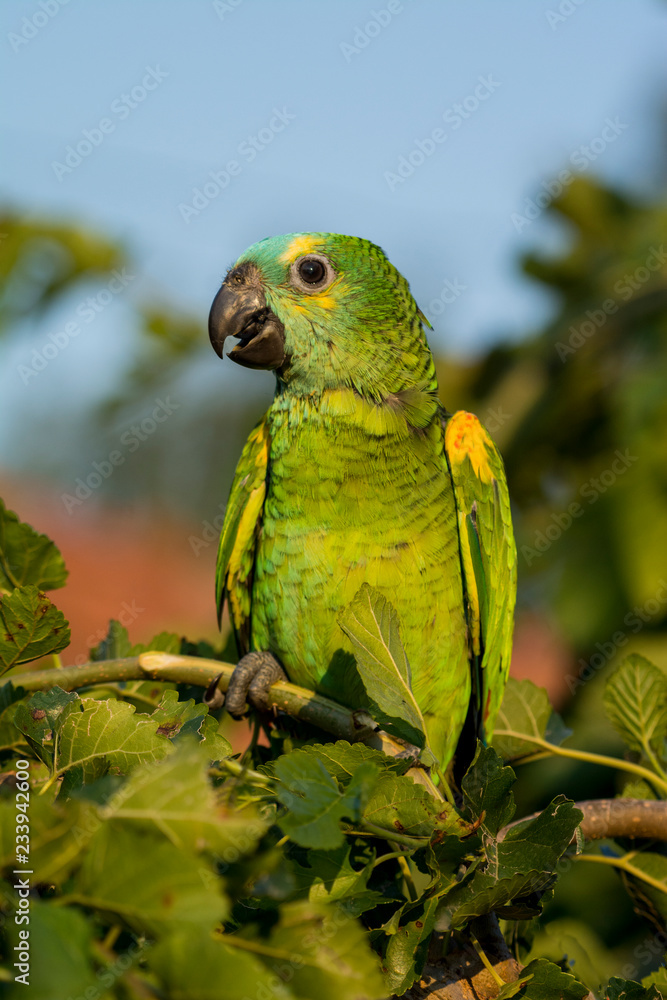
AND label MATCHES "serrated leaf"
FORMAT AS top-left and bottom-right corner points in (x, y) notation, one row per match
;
(338, 583), (427, 748)
(462, 744), (516, 835)
(148, 928), (297, 1000)
(53, 696), (172, 786)
(363, 772), (467, 842)
(642, 967), (667, 993)
(13, 687), (79, 766)
(76, 823), (227, 934)
(604, 654), (667, 761)
(382, 896), (439, 995)
(0, 585), (70, 673)
(234, 900), (386, 1000)
(0, 499), (68, 592)
(275, 751), (379, 849)
(488, 796), (582, 880)
(606, 977), (663, 1000)
(496, 958), (588, 999)
(441, 869), (555, 930)
(194, 714), (232, 759)
(149, 690), (232, 757)
(297, 740), (411, 782)
(104, 741), (265, 859)
(492, 678), (571, 761)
